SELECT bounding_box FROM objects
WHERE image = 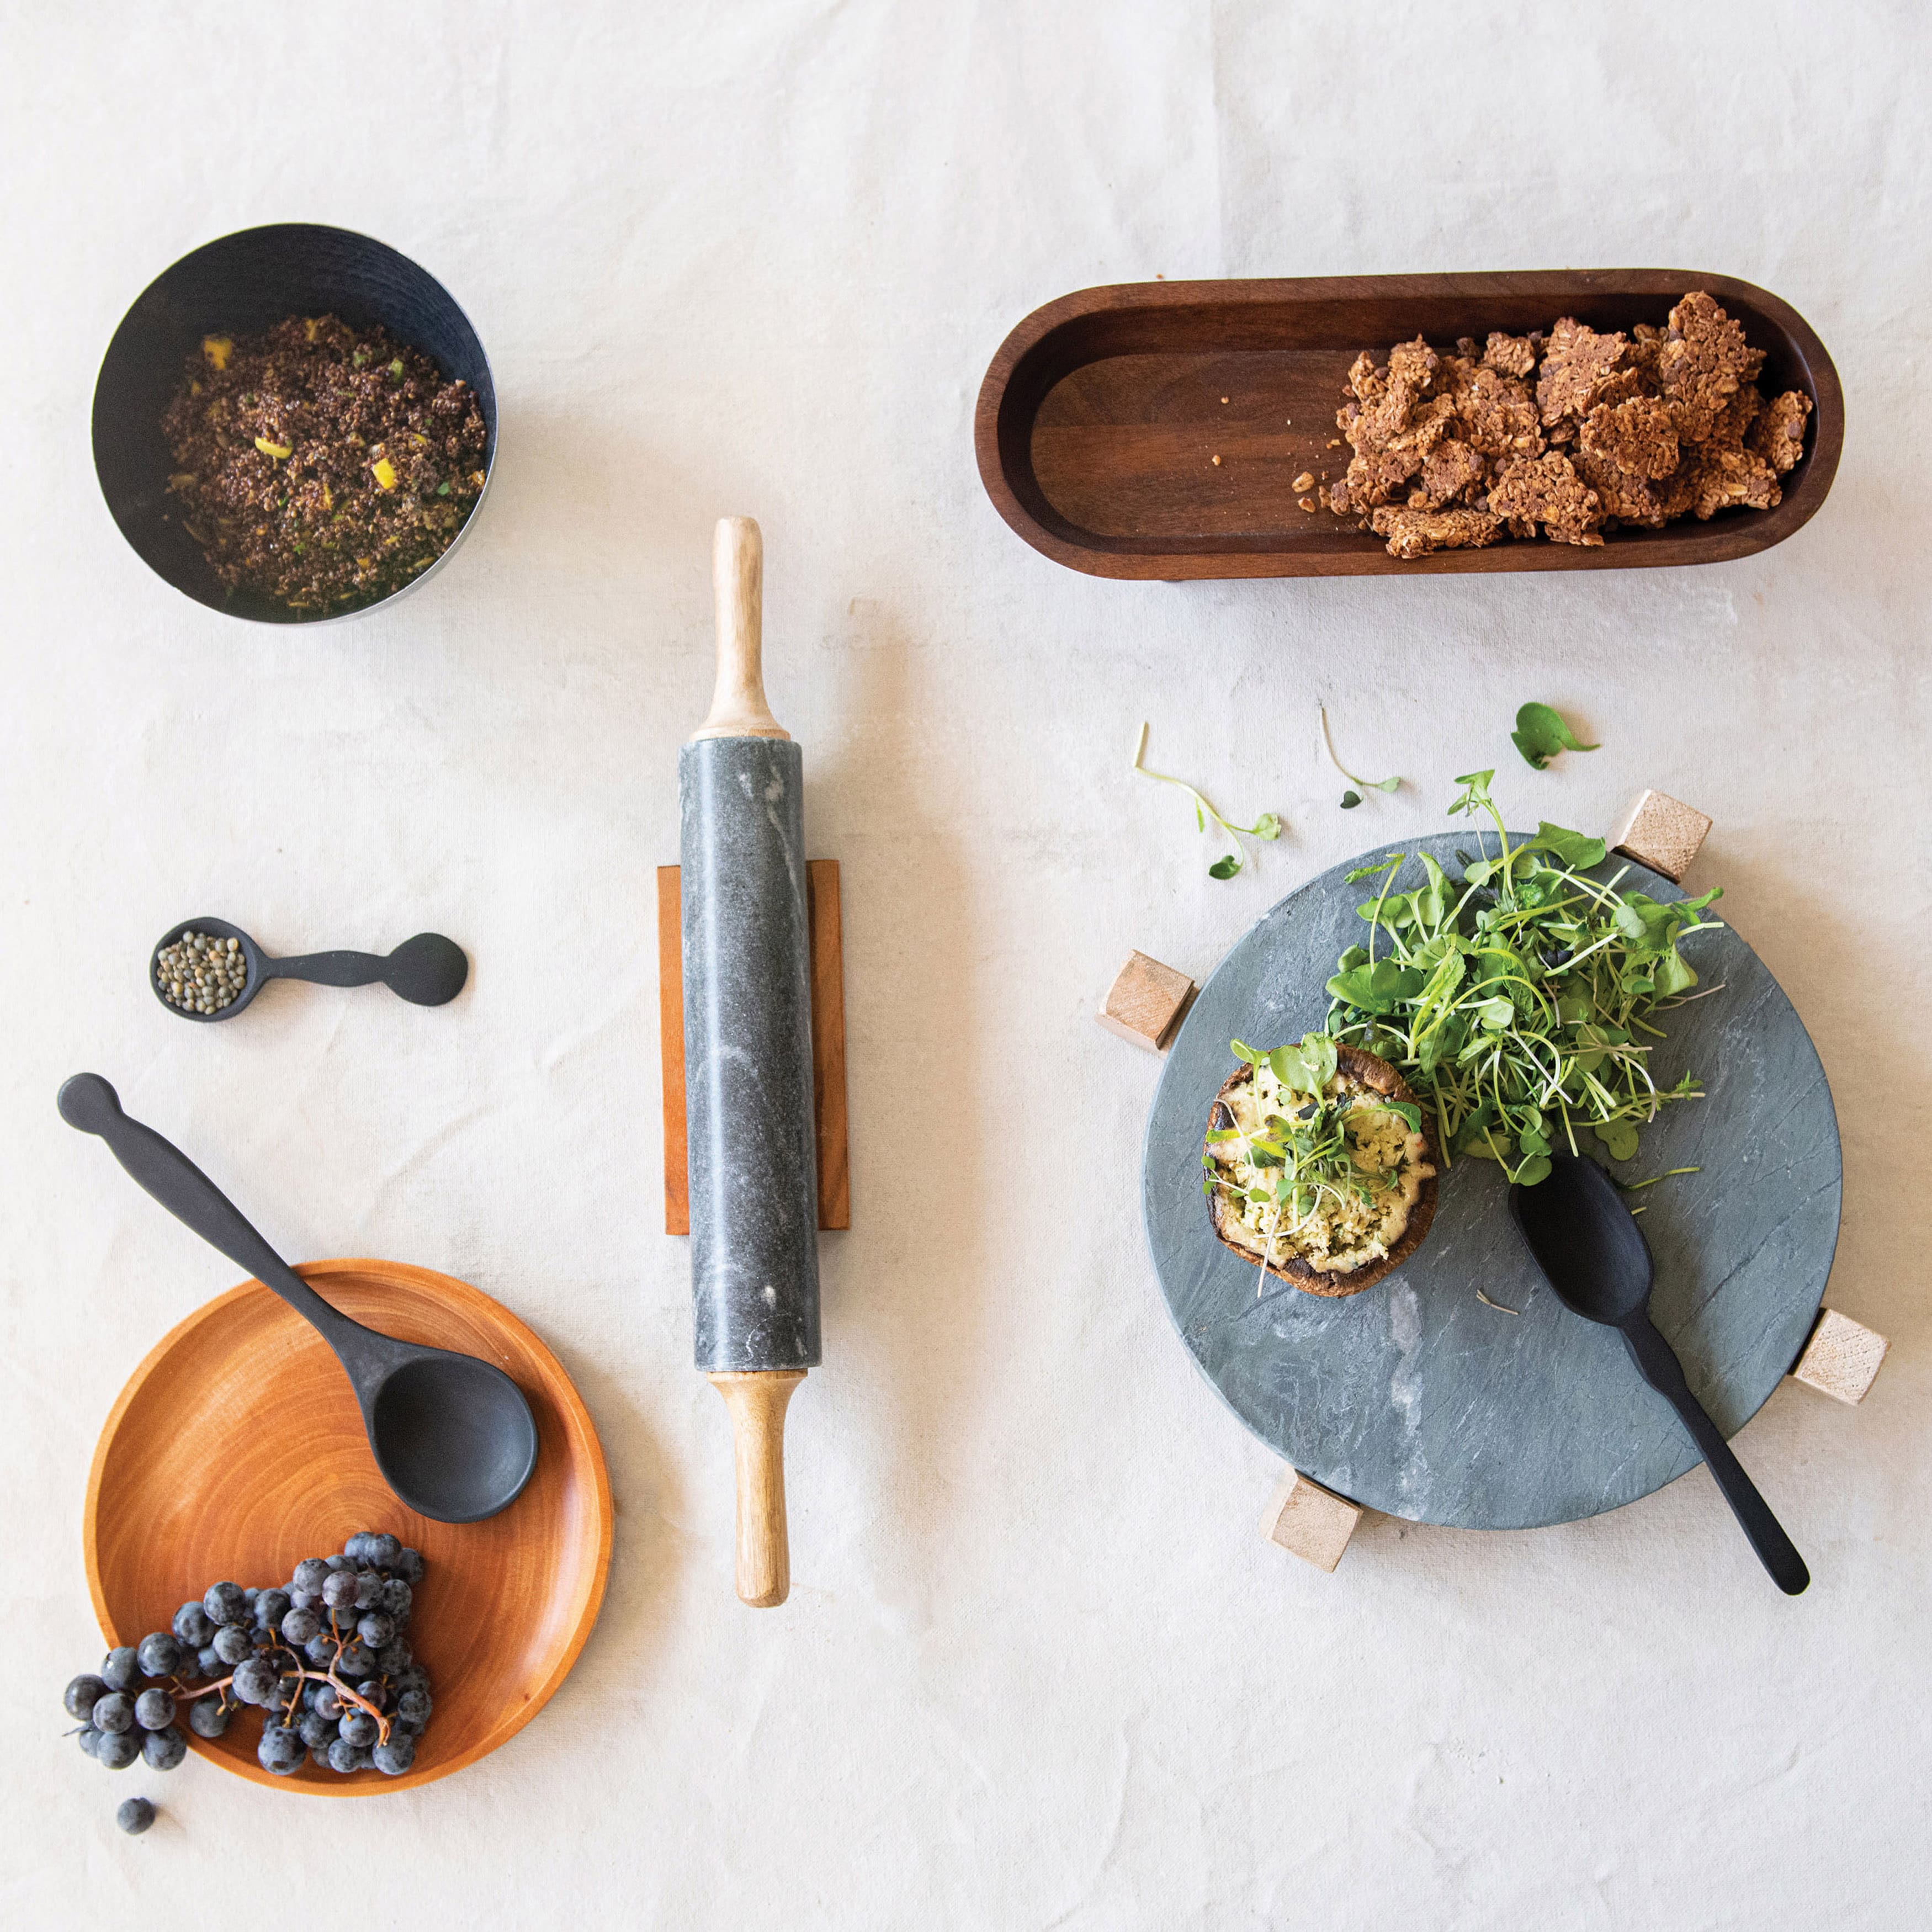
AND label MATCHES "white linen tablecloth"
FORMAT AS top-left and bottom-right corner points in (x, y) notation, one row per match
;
(4, 3), (1926, 1924)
